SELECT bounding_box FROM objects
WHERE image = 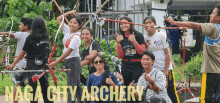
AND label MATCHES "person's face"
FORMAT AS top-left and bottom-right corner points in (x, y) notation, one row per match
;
(81, 29), (92, 43)
(19, 22), (27, 32)
(93, 57), (105, 70)
(141, 54), (154, 69)
(144, 19), (156, 32)
(69, 18), (80, 32)
(210, 8), (220, 23)
(120, 19), (131, 33)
